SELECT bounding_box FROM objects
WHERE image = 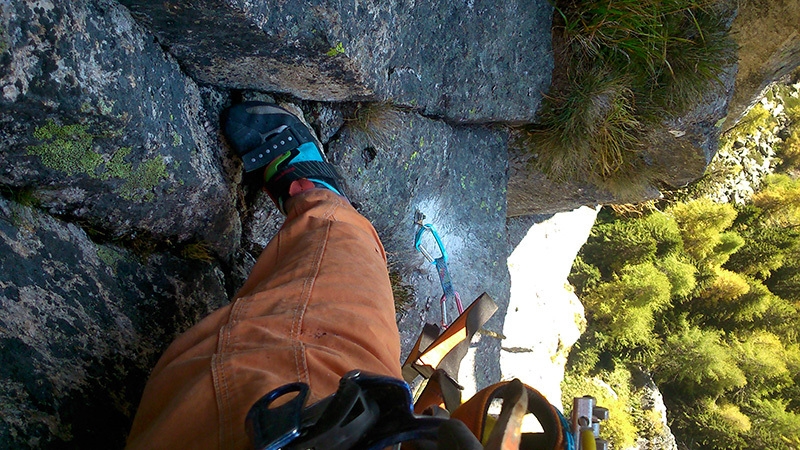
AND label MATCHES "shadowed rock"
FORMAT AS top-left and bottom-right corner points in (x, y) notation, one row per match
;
(117, 0), (554, 123)
(0, 198), (229, 448)
(0, 0), (241, 258)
